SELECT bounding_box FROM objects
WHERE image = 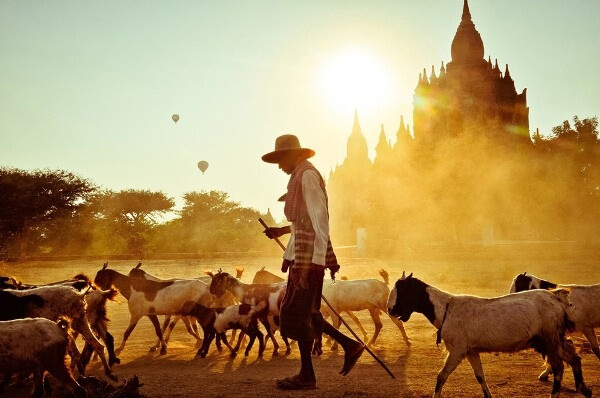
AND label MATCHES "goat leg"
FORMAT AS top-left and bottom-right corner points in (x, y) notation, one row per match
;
(75, 317), (117, 382)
